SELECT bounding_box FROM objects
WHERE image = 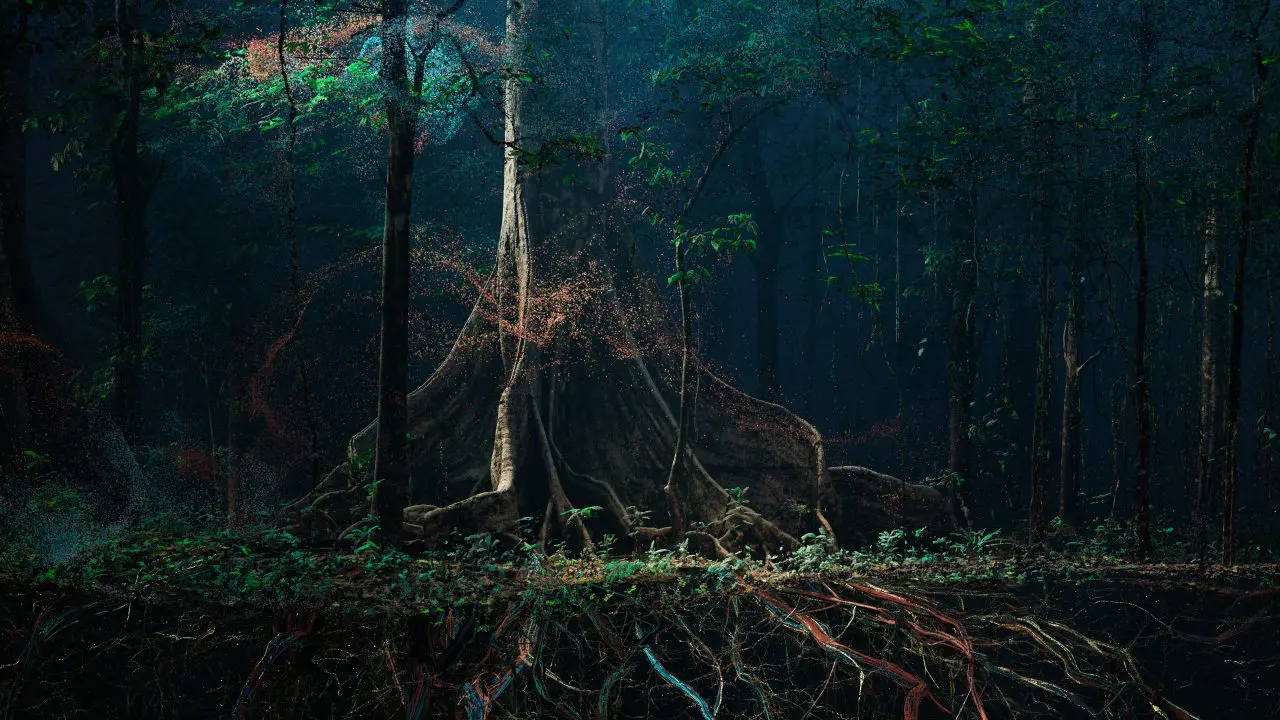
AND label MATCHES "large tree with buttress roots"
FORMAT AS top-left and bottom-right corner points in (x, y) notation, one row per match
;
(288, 0), (951, 555)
